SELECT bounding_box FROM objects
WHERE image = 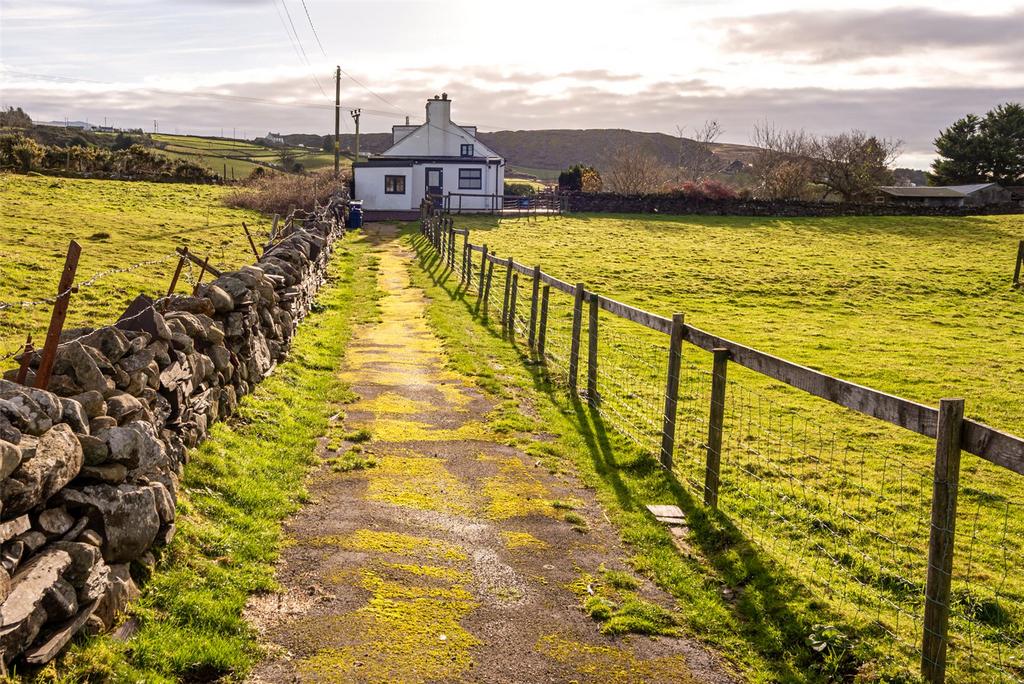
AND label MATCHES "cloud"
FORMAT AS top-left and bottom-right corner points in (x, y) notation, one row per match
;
(721, 8), (1024, 63)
